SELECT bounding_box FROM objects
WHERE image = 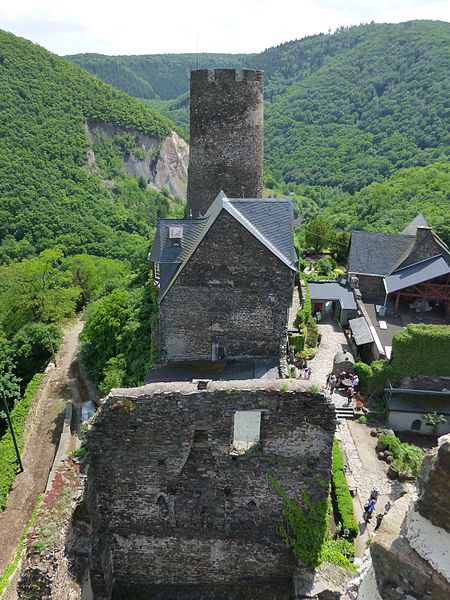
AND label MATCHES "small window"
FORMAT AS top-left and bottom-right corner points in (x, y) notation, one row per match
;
(411, 419), (422, 431)
(231, 411), (261, 455)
